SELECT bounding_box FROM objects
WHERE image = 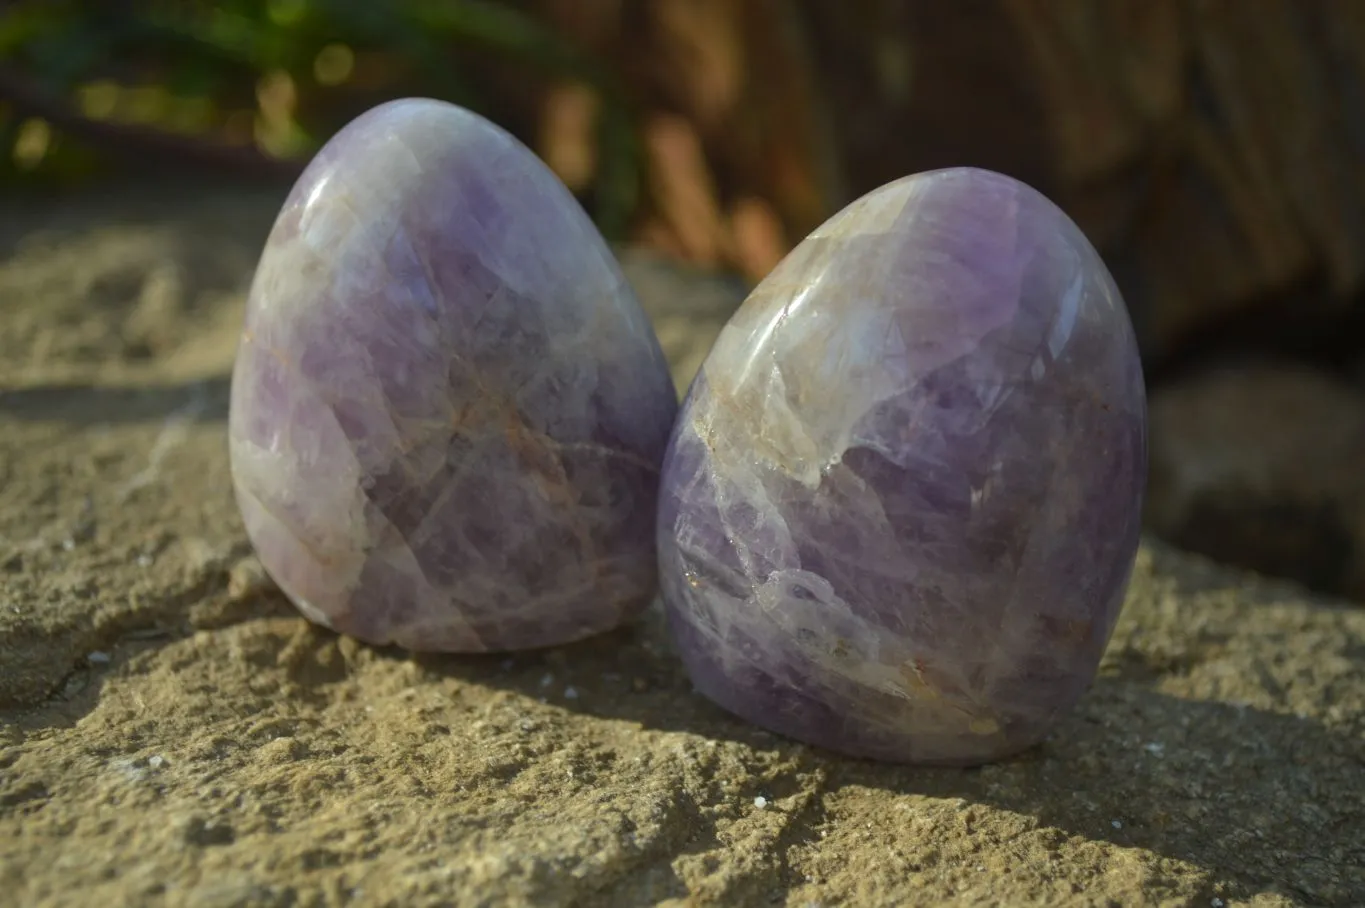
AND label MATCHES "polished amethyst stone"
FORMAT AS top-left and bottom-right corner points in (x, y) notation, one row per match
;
(658, 168), (1146, 765)
(229, 98), (677, 651)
